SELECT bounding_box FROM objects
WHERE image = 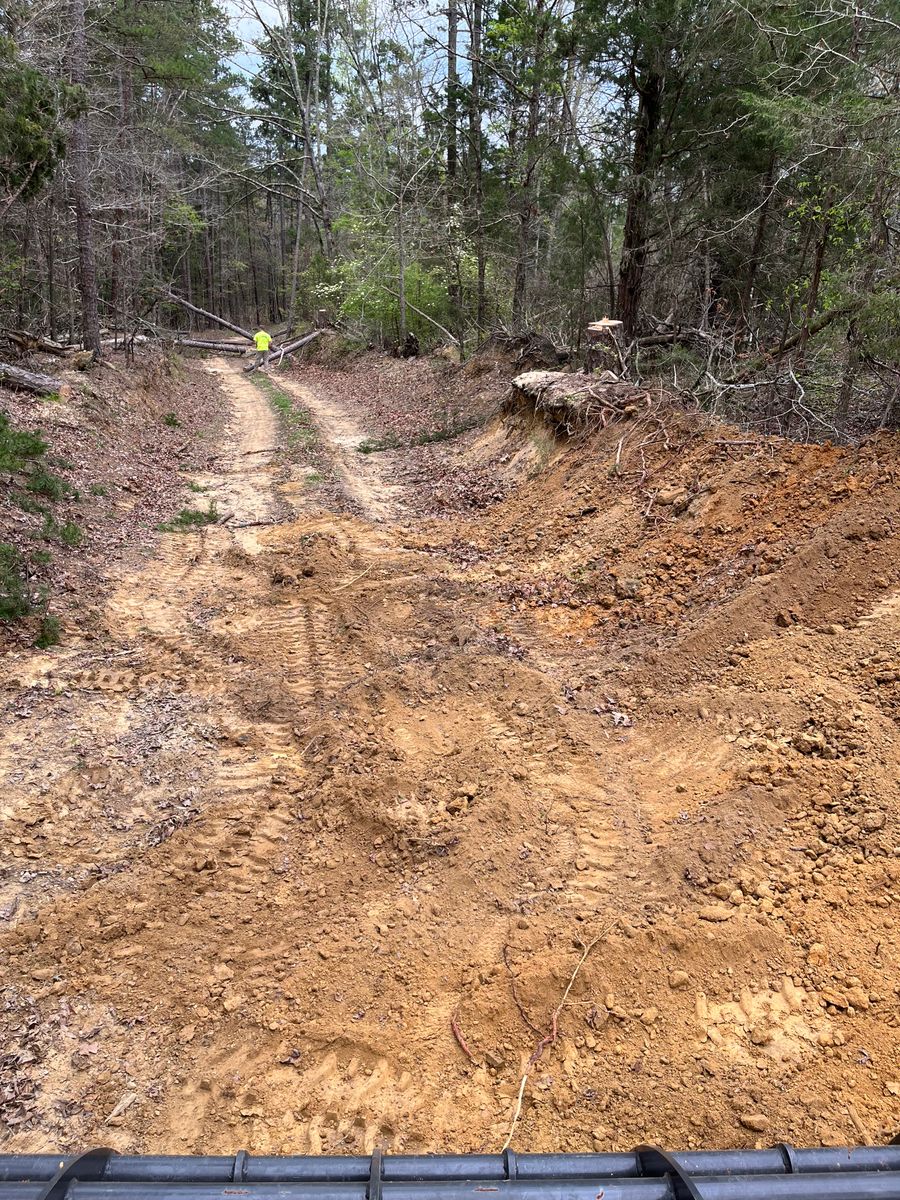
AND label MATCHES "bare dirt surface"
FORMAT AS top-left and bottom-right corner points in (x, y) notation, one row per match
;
(2, 353), (899, 1157)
